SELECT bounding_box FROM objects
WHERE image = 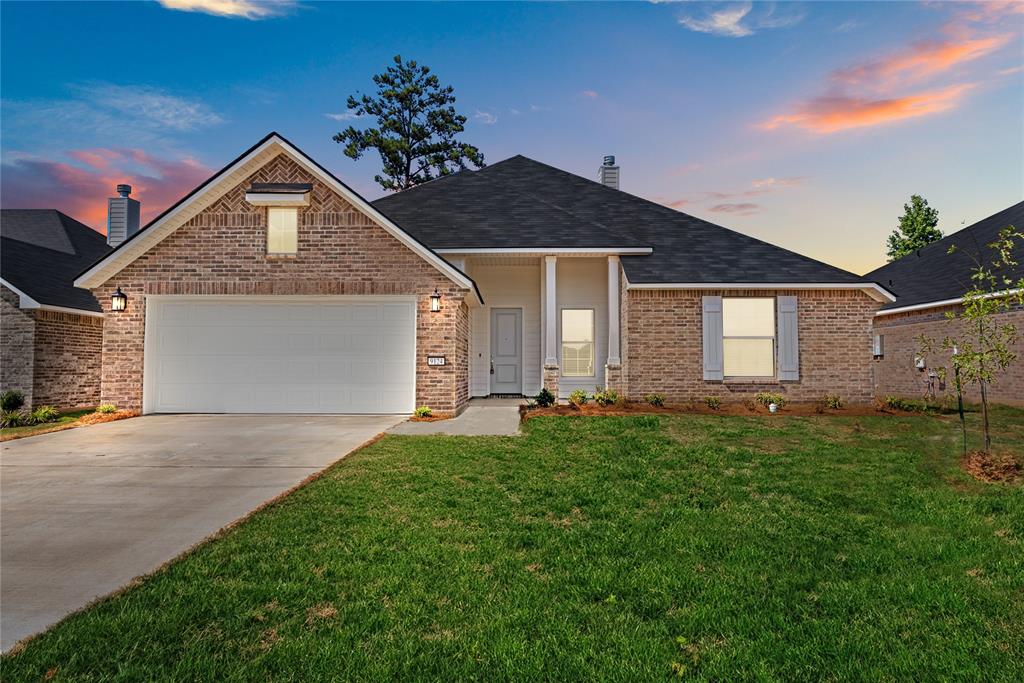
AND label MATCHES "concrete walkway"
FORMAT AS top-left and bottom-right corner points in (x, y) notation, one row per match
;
(388, 398), (523, 436)
(0, 414), (402, 651)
